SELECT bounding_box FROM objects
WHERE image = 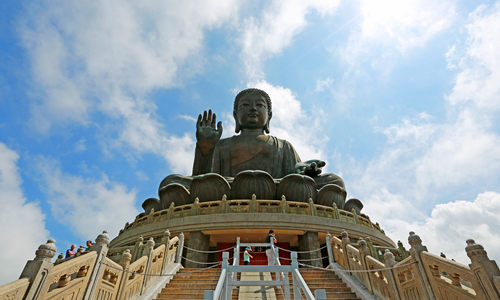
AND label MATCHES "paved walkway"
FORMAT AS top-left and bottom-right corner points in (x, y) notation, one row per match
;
(238, 272), (277, 300)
